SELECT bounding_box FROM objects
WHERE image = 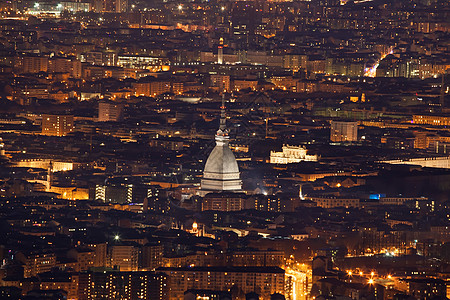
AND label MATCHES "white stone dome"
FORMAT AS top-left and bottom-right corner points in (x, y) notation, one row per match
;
(201, 140), (242, 193)
(203, 143), (240, 176)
